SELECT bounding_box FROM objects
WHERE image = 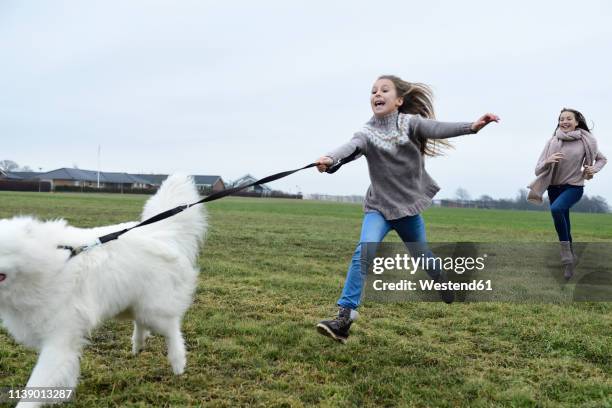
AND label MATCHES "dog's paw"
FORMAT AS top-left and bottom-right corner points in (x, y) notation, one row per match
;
(131, 343), (142, 356)
(172, 364), (185, 375)
(169, 353), (186, 375)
